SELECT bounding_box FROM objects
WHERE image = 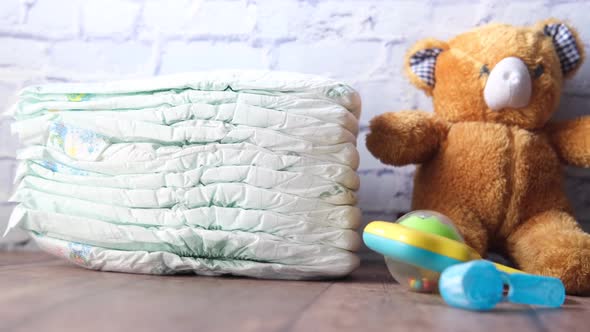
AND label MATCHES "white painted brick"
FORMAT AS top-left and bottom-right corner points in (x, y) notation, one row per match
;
(254, 1), (385, 40)
(484, 1), (549, 26)
(368, 1), (434, 39)
(141, 0), (255, 38)
(0, 159), (16, 201)
(357, 166), (415, 213)
(300, 1), (366, 40)
(431, 2), (482, 38)
(564, 56), (590, 96)
(82, 0), (141, 39)
(549, 1), (590, 41)
(276, 41), (382, 80)
(0, 80), (18, 111)
(25, 0), (80, 38)
(0, 121), (18, 159)
(253, 0), (309, 39)
(139, 0), (191, 37)
(49, 40), (152, 77)
(0, 0), (20, 24)
(353, 79), (417, 126)
(555, 93), (590, 120)
(0, 38), (48, 68)
(159, 41), (267, 74)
